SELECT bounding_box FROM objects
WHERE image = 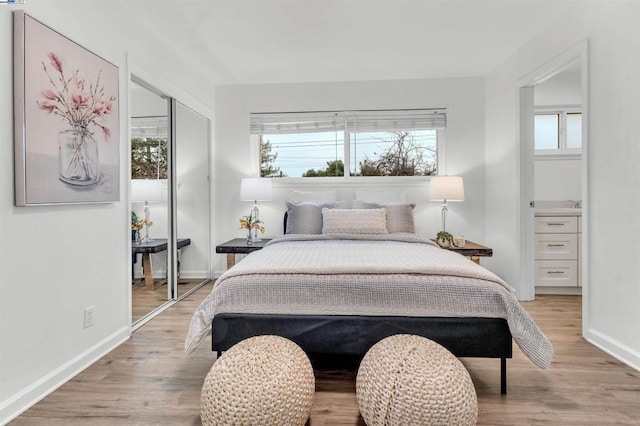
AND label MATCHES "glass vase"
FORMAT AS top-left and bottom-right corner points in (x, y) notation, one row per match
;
(251, 226), (262, 243)
(58, 126), (99, 185)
